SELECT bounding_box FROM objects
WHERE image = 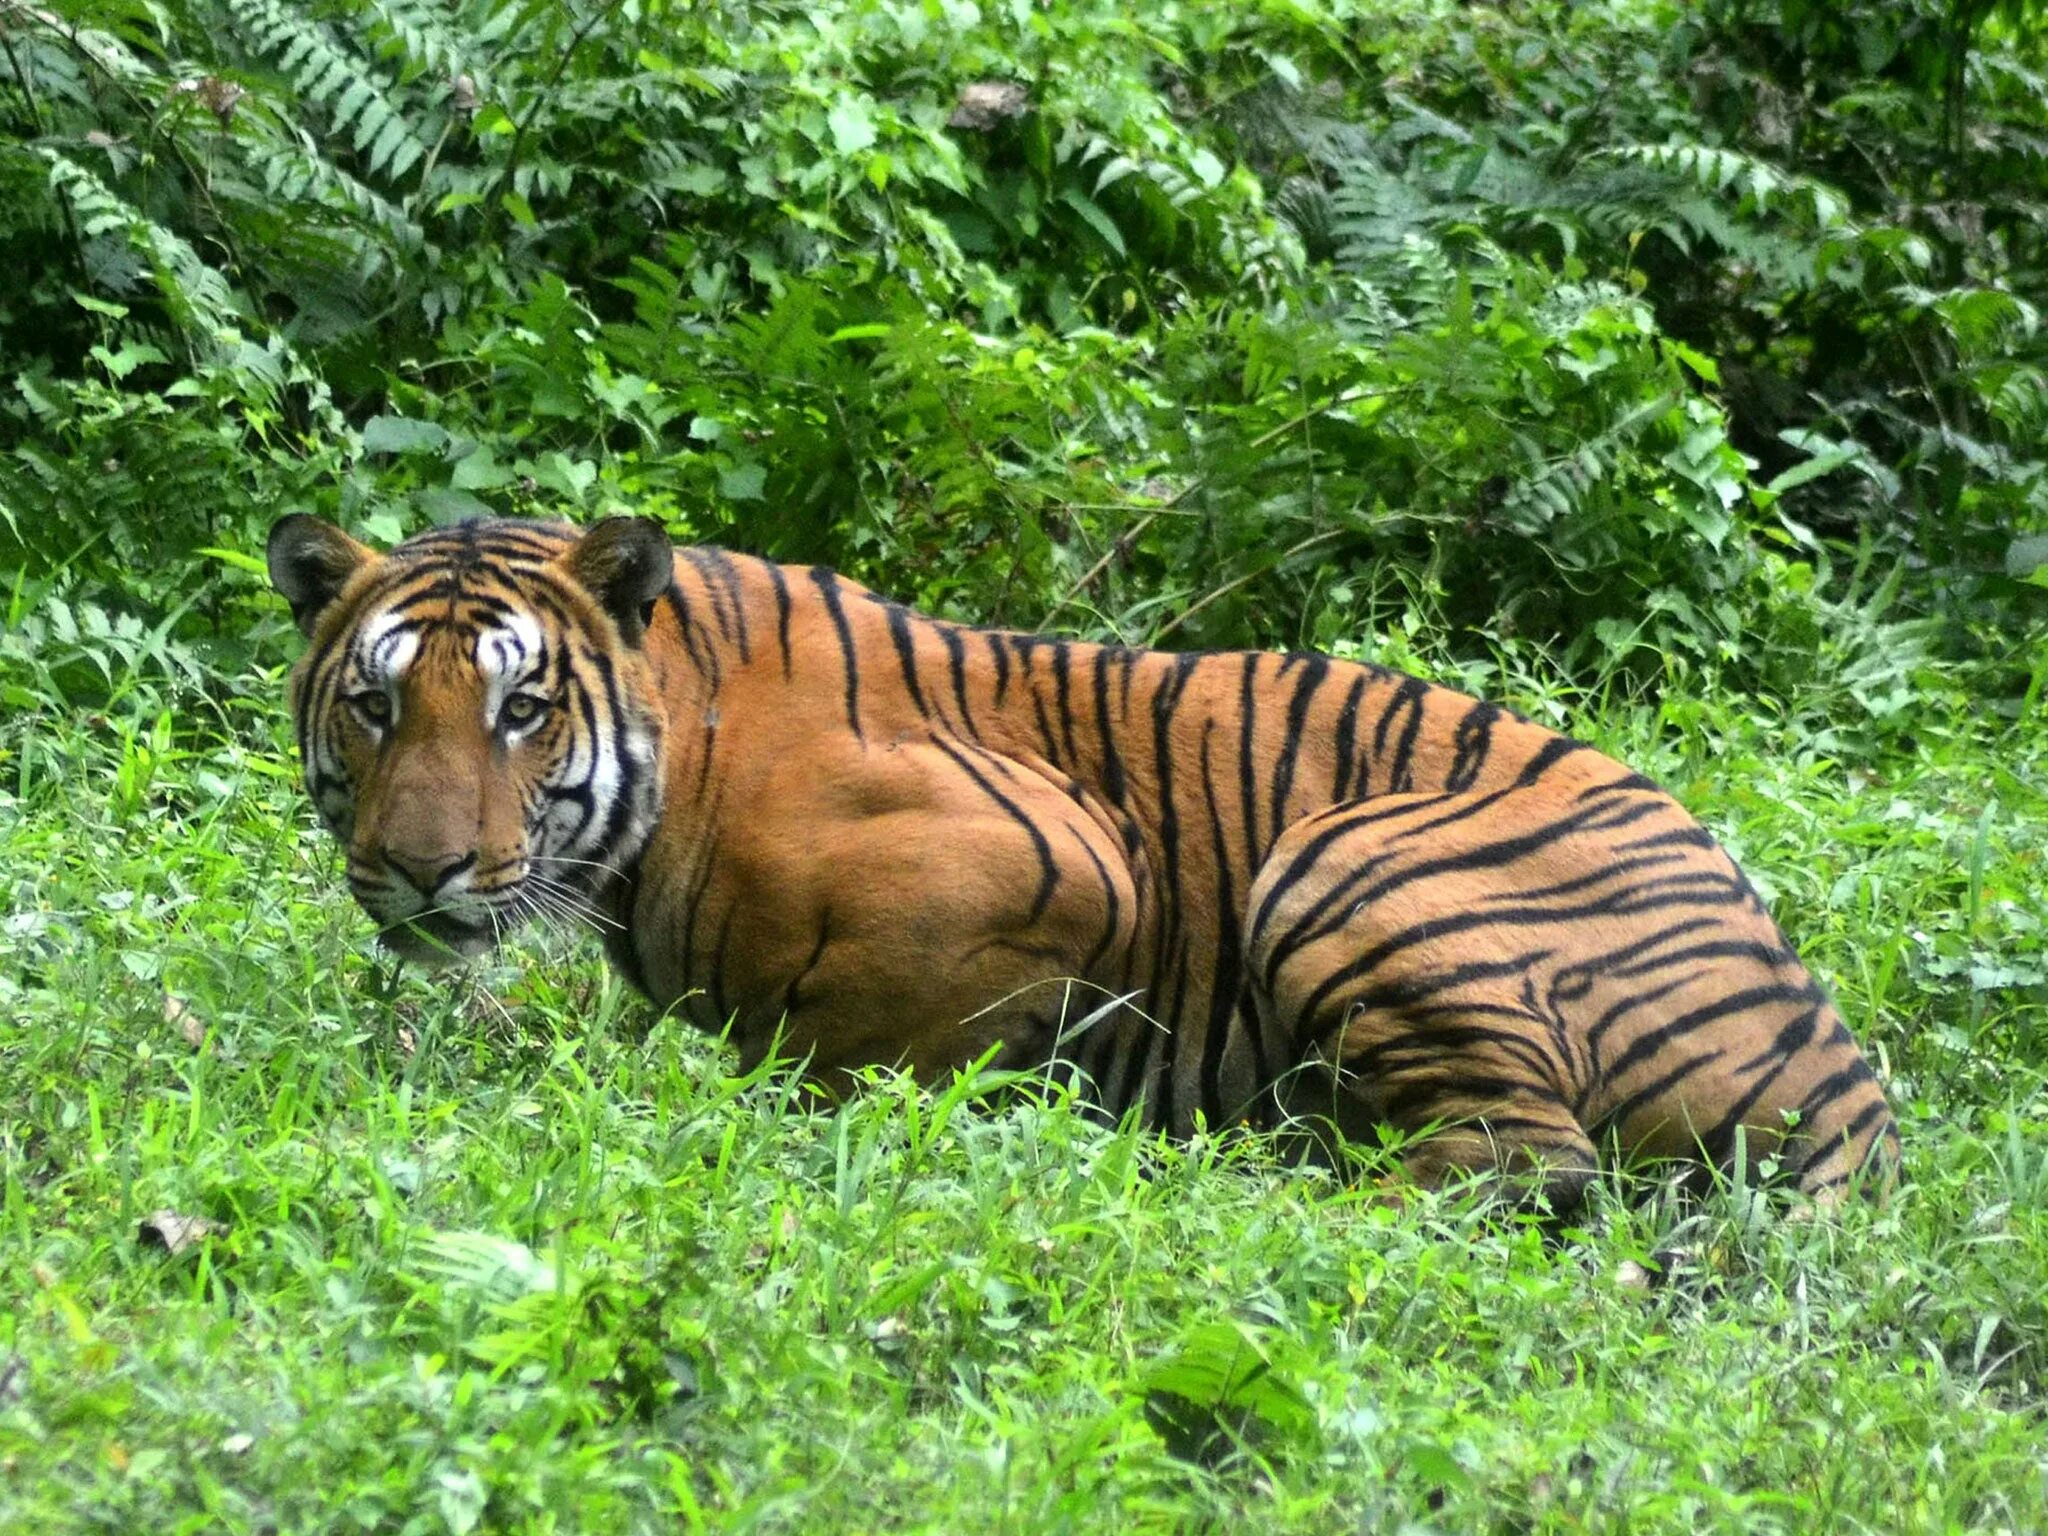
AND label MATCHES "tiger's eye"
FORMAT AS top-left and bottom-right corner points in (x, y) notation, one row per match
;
(501, 693), (549, 729)
(350, 690), (392, 725)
